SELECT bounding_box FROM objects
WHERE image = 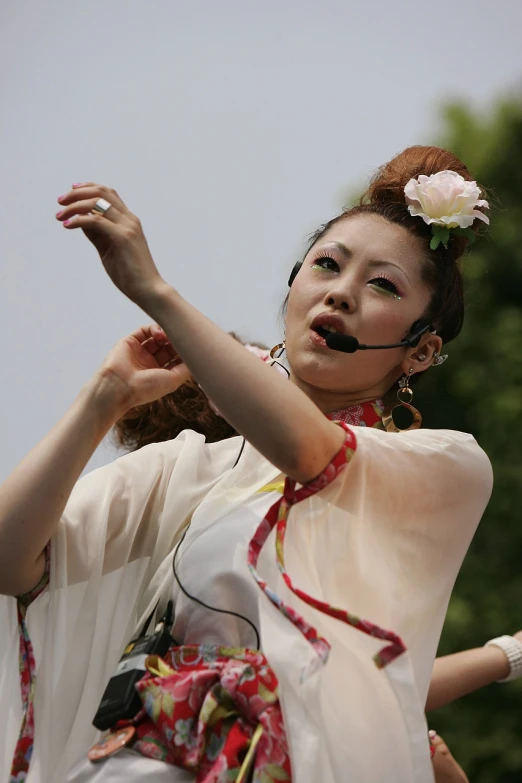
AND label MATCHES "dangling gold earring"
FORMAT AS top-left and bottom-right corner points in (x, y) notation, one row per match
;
(269, 342), (290, 378)
(381, 371), (422, 432)
(270, 342), (285, 359)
